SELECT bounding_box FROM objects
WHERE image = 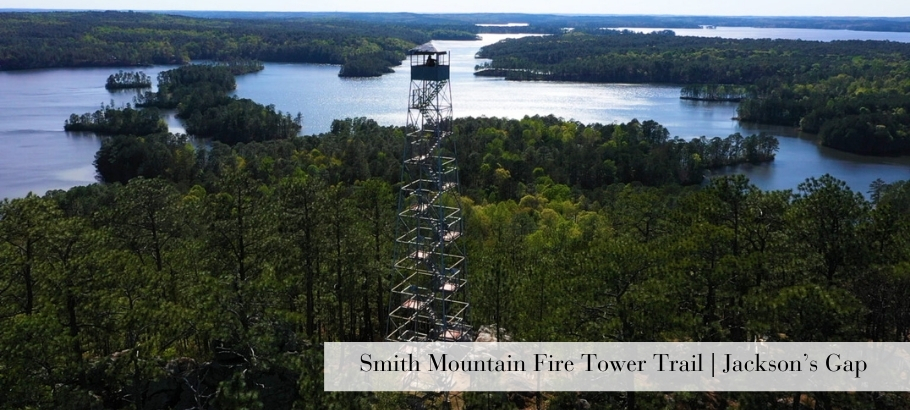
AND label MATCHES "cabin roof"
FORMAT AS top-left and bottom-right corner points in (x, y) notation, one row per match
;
(408, 42), (446, 55)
